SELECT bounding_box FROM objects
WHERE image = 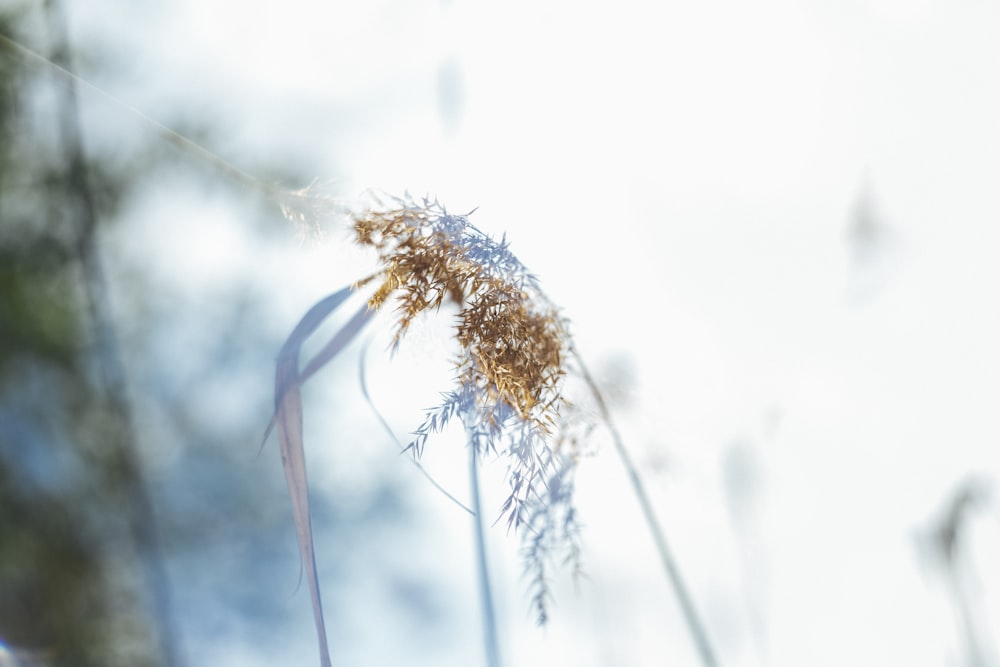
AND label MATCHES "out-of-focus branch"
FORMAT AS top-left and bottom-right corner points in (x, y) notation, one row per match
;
(45, 2), (181, 665)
